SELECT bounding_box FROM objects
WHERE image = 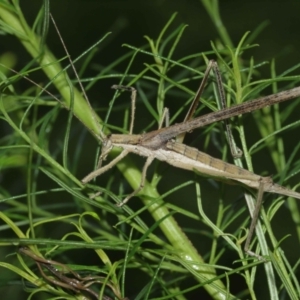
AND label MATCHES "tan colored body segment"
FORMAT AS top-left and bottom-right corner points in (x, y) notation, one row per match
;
(86, 138), (300, 202)
(165, 140), (300, 200)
